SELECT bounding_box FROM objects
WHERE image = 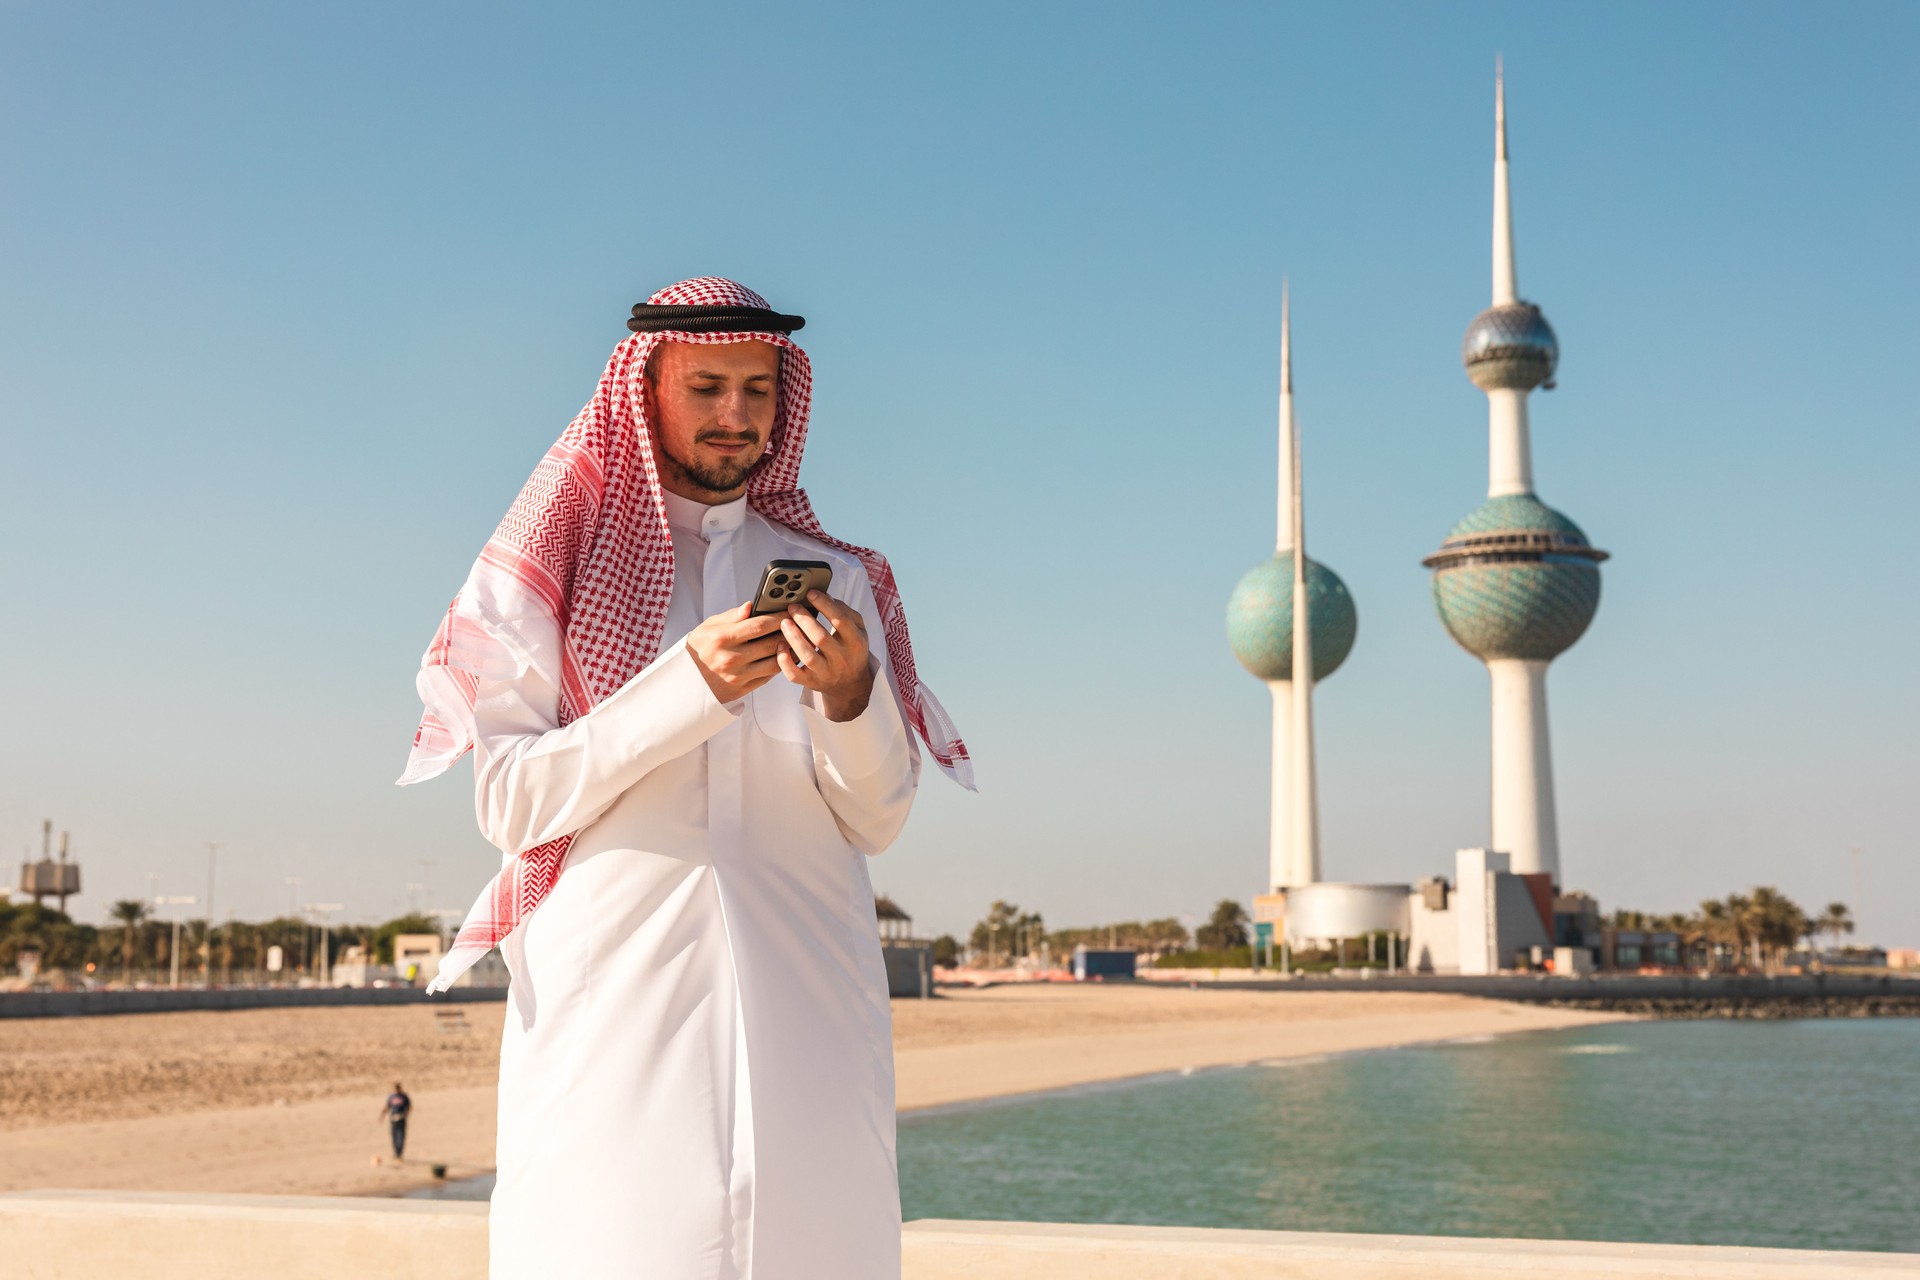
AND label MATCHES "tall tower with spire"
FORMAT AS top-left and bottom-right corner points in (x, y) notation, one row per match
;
(1227, 290), (1358, 892)
(1424, 65), (1609, 885)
